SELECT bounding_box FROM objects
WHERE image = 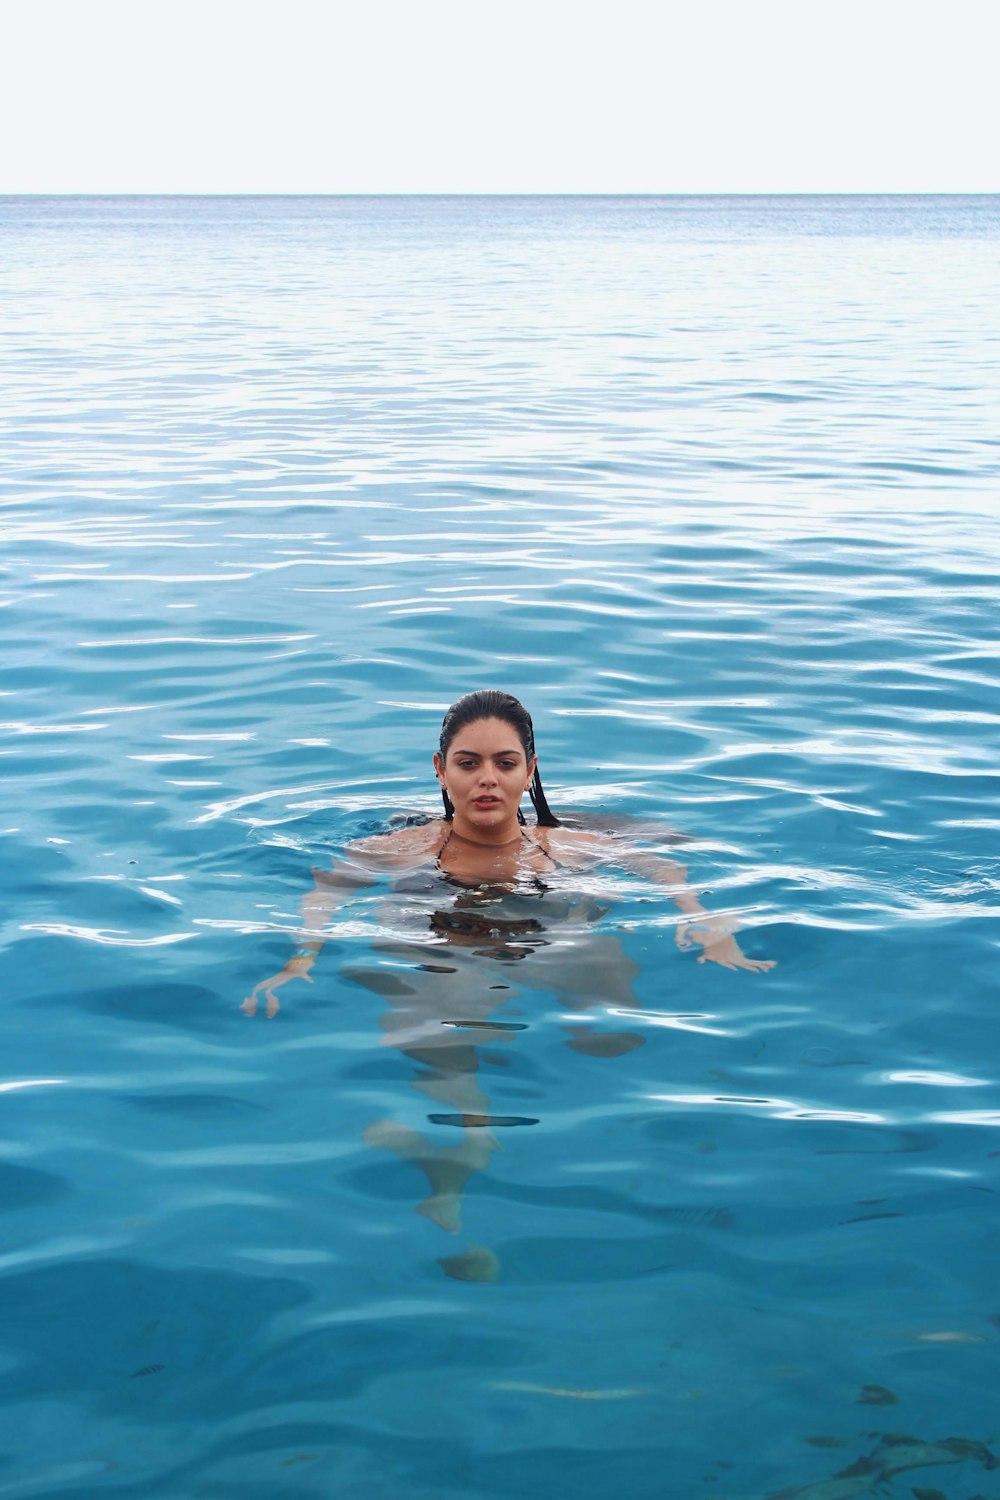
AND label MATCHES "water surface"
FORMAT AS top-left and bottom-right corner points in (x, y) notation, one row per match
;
(2, 194), (999, 1499)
